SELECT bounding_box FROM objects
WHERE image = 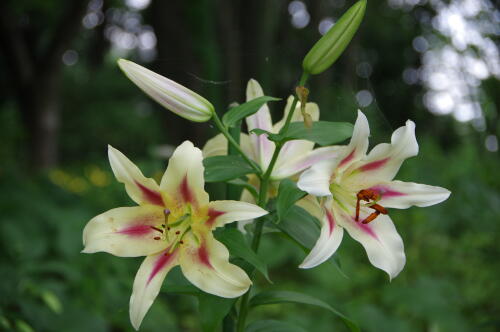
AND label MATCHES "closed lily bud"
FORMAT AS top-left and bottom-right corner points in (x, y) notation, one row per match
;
(302, 0), (366, 75)
(117, 59), (214, 122)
